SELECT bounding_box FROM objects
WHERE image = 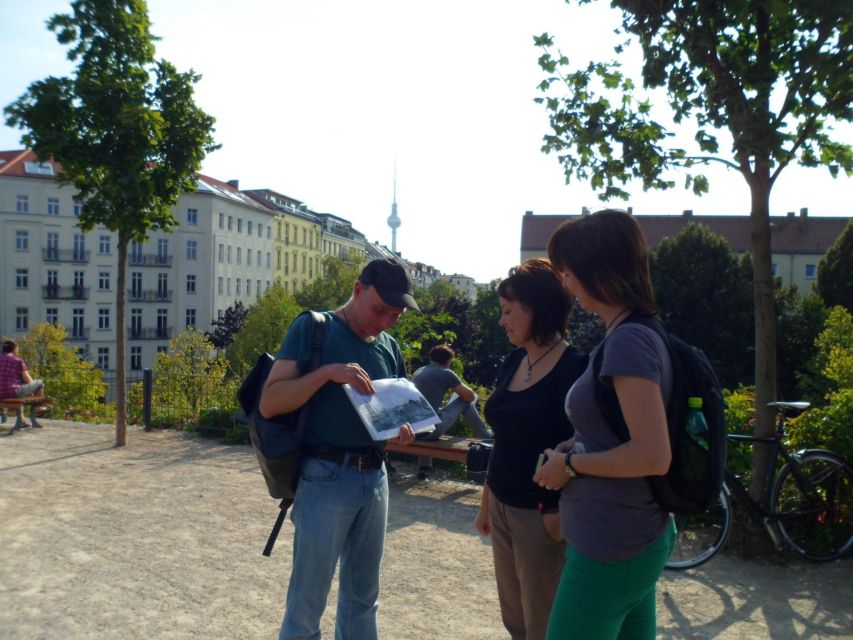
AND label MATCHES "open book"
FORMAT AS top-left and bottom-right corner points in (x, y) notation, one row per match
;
(343, 378), (439, 441)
